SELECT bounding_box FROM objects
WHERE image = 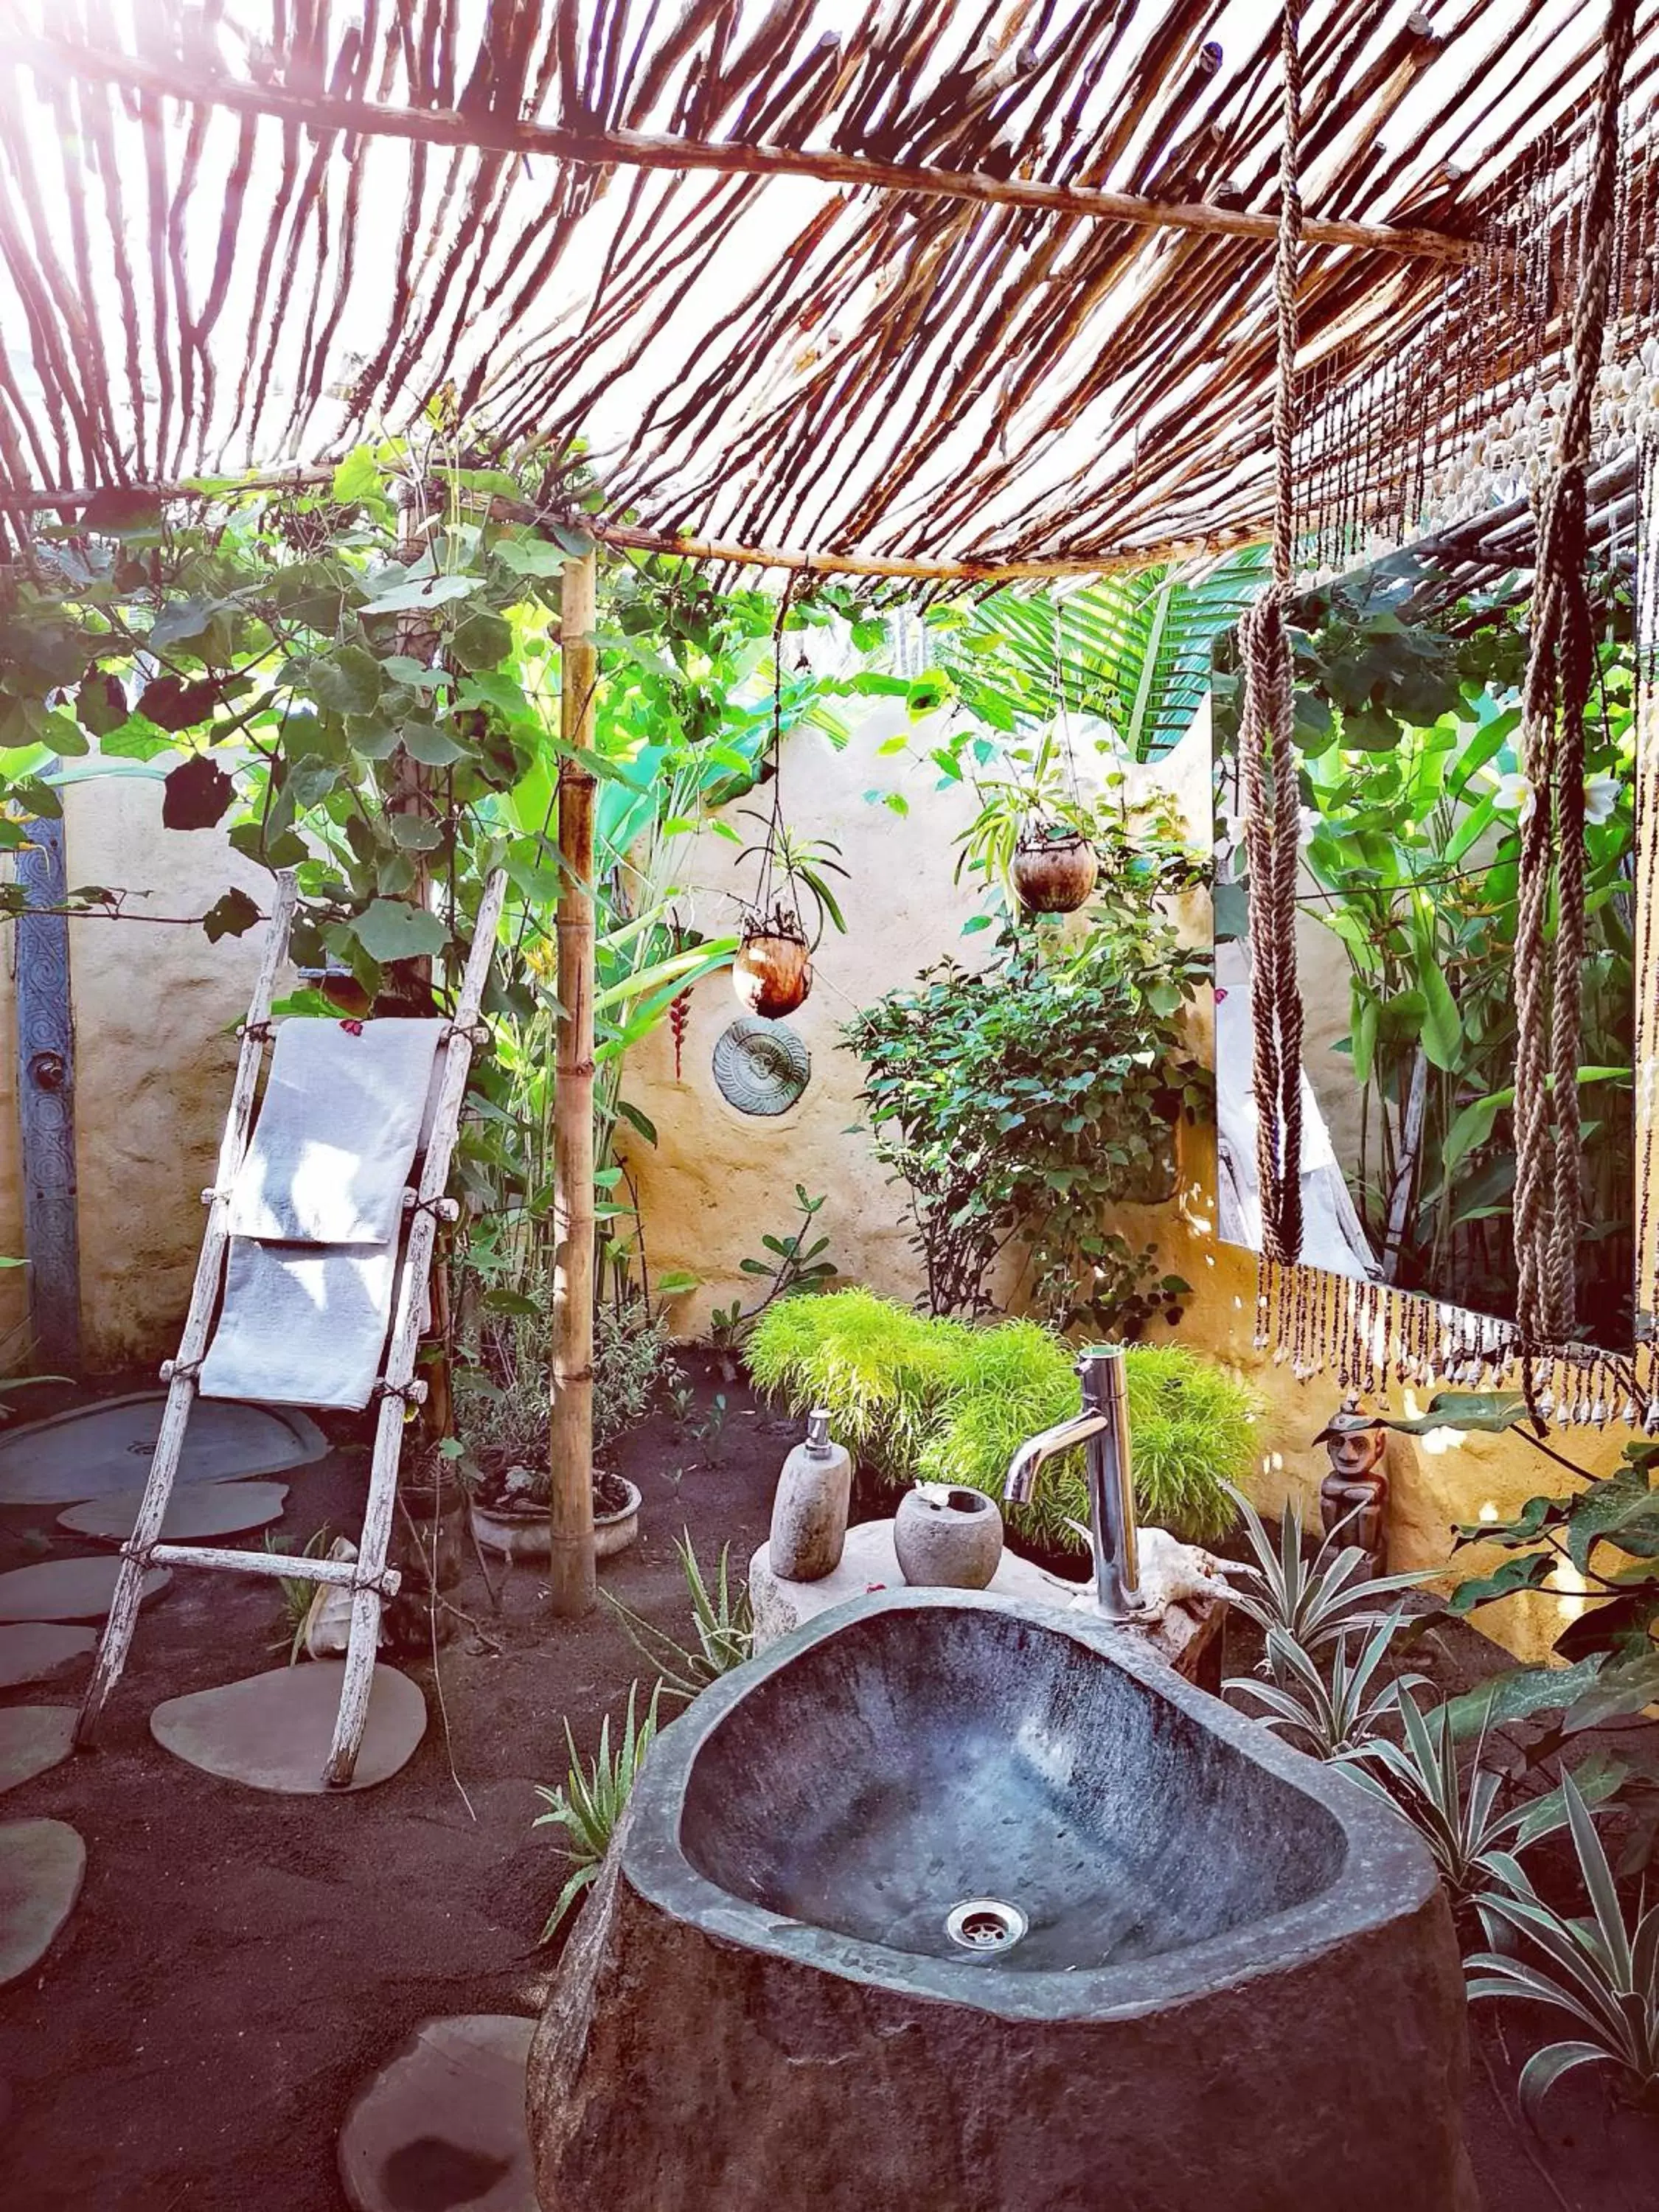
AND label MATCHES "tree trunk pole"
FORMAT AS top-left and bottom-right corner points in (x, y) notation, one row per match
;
(549, 550), (599, 1618)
